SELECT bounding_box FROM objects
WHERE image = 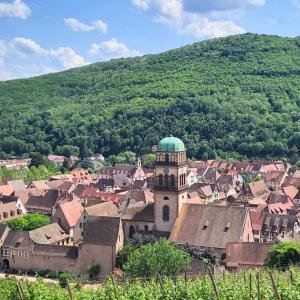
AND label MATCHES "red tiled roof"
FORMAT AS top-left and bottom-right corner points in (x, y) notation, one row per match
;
(249, 211), (264, 231)
(283, 185), (299, 200)
(59, 200), (84, 227)
(0, 185), (14, 196)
